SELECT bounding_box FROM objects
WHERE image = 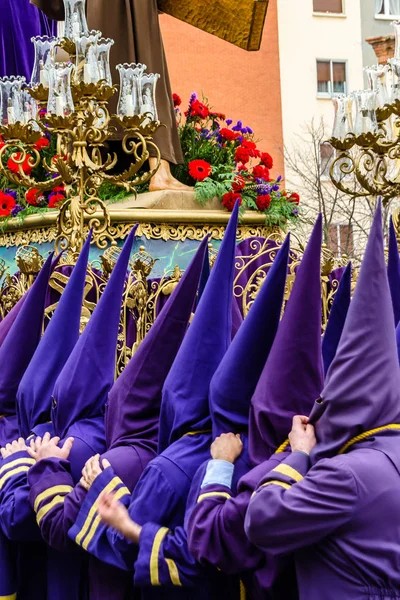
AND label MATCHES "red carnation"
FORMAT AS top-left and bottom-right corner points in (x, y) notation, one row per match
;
(260, 152), (273, 169)
(48, 193), (65, 209)
(173, 93), (182, 107)
(190, 99), (209, 119)
(26, 188), (41, 206)
(188, 159), (212, 182)
(235, 146), (251, 165)
(7, 152), (33, 175)
(0, 136), (5, 150)
(219, 128), (240, 142)
(222, 191), (242, 212)
(287, 192), (300, 205)
(253, 165), (270, 181)
(52, 185), (66, 194)
(256, 194), (271, 211)
(33, 137), (50, 151)
(232, 175), (245, 192)
(0, 191), (16, 216)
(241, 139), (259, 158)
